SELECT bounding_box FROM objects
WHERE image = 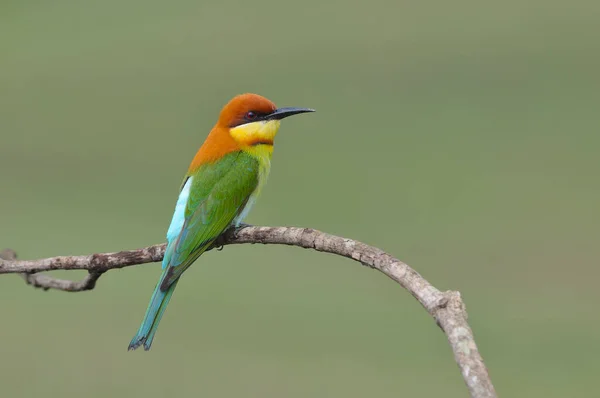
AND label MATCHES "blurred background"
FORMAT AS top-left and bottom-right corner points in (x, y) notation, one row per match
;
(1, 1), (599, 397)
